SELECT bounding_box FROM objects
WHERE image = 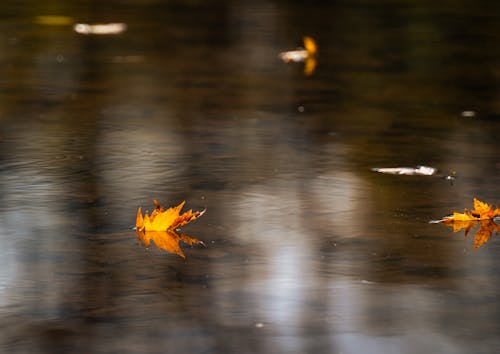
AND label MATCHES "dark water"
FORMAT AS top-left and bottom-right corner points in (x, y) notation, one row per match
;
(2, 1), (500, 353)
